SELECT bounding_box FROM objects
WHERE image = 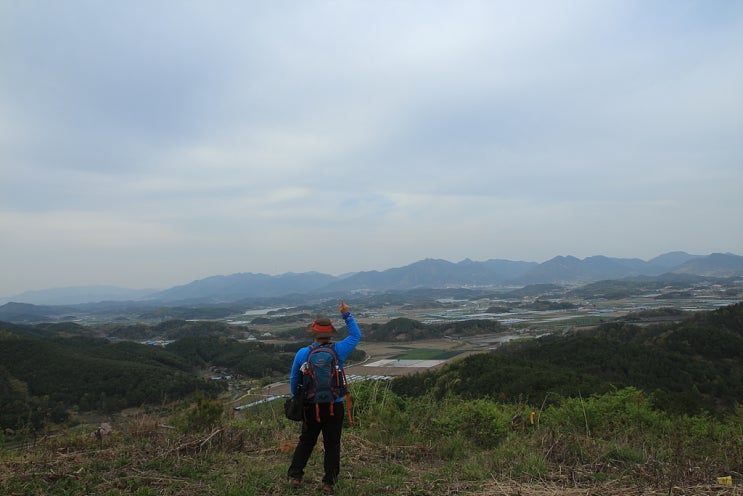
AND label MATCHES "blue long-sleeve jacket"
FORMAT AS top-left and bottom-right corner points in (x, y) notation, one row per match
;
(290, 314), (361, 401)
